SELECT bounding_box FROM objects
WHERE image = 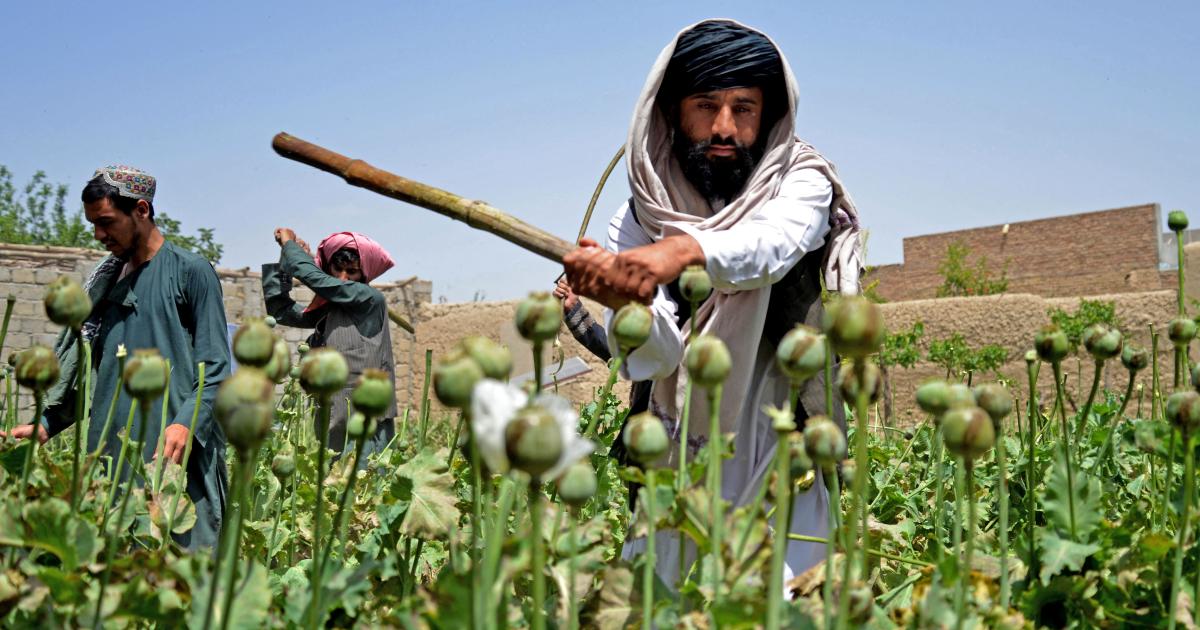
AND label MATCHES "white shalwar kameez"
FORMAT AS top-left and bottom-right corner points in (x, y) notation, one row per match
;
(613, 165), (835, 585)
